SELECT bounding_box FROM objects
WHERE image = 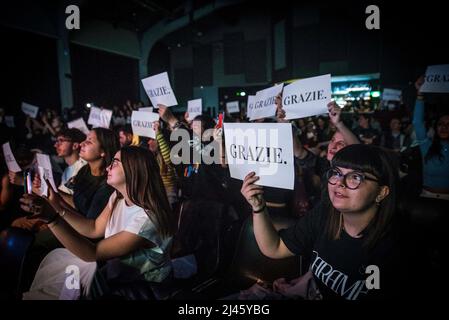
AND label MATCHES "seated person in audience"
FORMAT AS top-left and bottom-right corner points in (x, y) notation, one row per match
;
(21, 146), (175, 300)
(353, 114), (380, 145)
(117, 125), (133, 147)
(413, 76), (449, 200)
(158, 105), (229, 203)
(11, 128), (87, 231)
(18, 128), (120, 292)
(147, 121), (178, 207)
(381, 118), (411, 152)
(240, 144), (415, 300)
